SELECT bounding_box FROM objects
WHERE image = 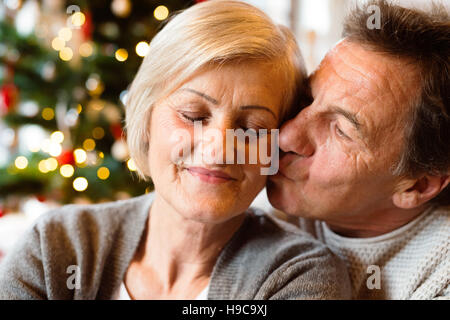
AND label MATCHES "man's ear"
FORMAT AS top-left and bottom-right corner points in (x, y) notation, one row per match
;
(393, 175), (450, 209)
